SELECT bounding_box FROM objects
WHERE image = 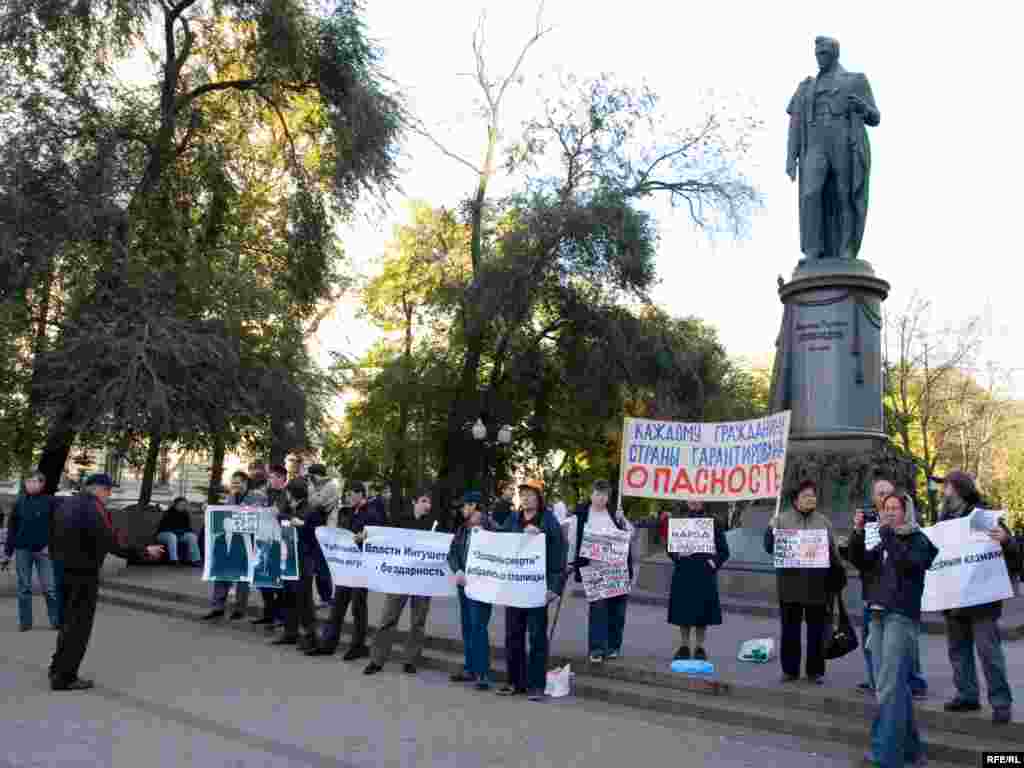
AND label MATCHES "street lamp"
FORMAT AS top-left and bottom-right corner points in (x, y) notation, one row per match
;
(927, 475), (939, 523)
(470, 419), (513, 499)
